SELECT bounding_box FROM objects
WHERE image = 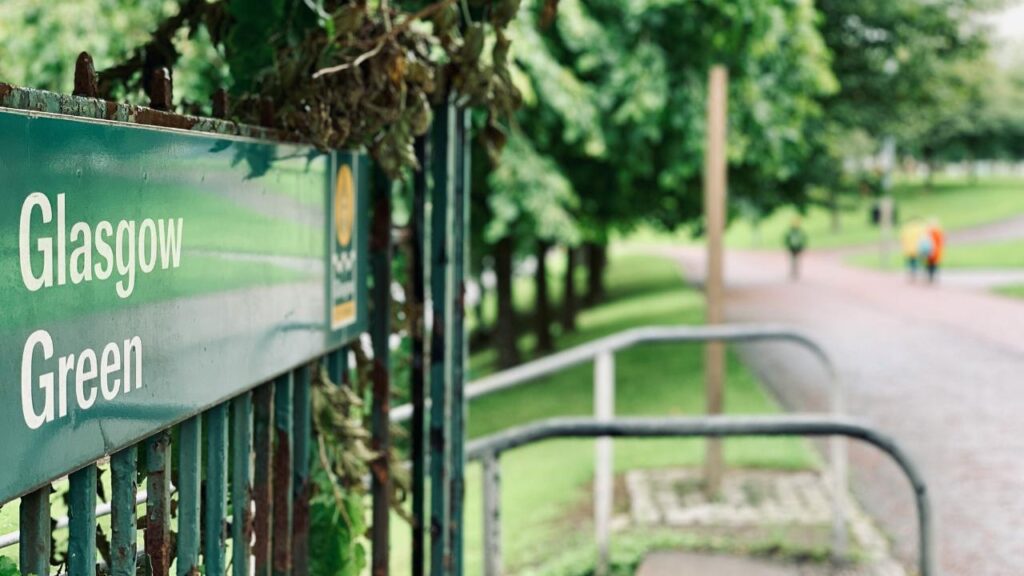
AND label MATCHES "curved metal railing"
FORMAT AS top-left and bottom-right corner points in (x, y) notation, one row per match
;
(467, 415), (932, 576)
(390, 323), (850, 561)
